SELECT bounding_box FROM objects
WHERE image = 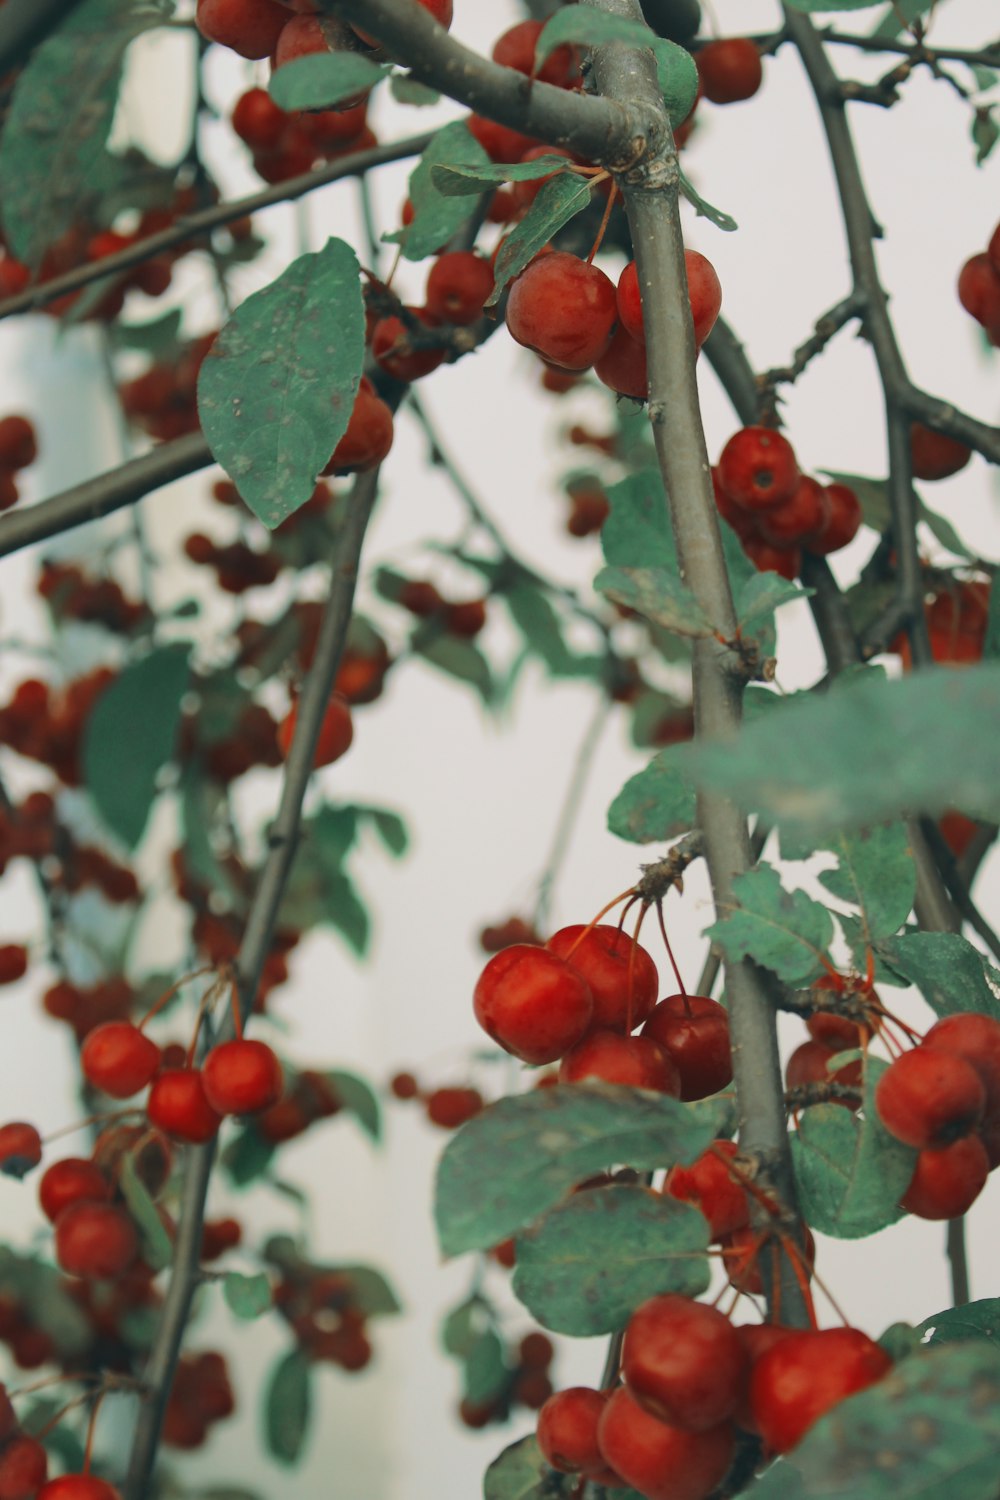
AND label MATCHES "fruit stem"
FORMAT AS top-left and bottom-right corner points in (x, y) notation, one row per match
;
(654, 901), (688, 1002)
(586, 179), (618, 265)
(138, 964), (215, 1031)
